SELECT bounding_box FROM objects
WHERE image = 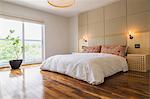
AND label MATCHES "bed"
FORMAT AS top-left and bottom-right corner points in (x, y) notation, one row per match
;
(41, 53), (128, 85)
